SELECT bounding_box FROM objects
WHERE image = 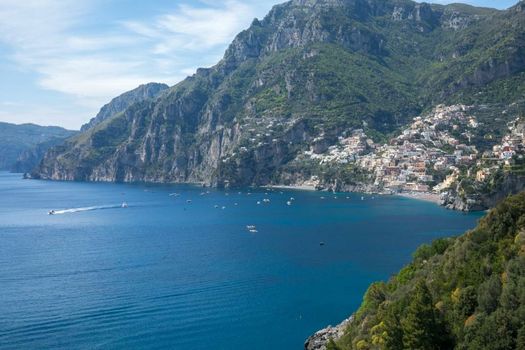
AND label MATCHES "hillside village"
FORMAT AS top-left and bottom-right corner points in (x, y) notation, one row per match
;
(302, 104), (525, 201)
